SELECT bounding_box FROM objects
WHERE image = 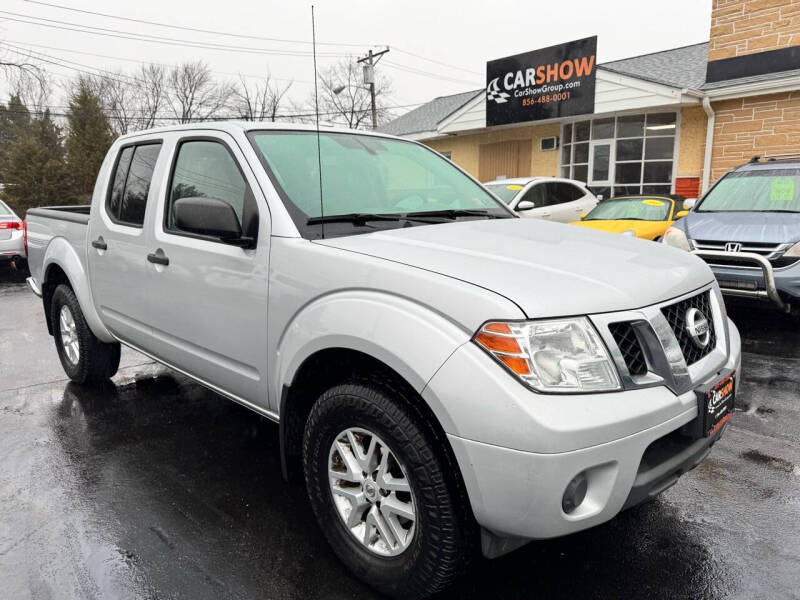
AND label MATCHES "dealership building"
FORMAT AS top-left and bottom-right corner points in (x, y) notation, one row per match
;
(381, 0), (800, 200)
